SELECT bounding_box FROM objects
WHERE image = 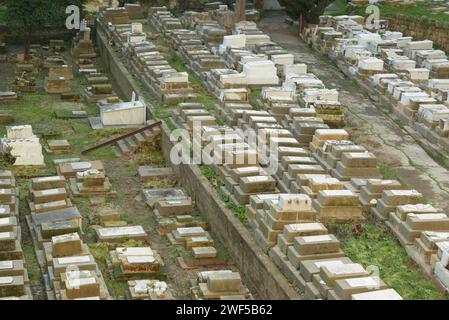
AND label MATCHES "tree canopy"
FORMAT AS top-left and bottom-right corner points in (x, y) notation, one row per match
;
(279, 0), (334, 25)
(1, 0), (84, 58)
